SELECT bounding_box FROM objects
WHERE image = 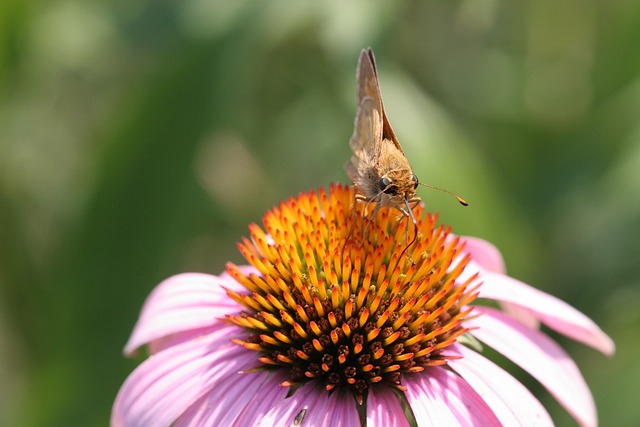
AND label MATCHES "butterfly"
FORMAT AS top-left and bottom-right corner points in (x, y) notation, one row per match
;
(345, 48), (467, 247)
